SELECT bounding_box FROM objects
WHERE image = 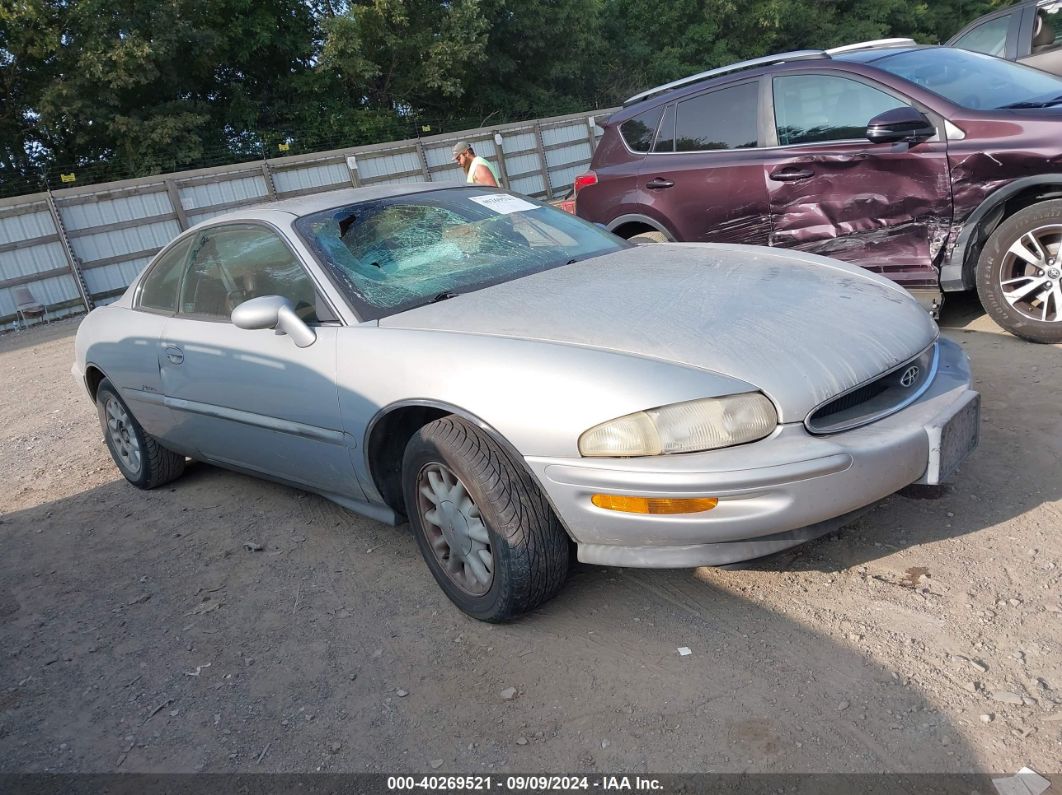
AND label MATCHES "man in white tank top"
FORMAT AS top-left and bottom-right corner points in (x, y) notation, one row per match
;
(452, 141), (501, 187)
